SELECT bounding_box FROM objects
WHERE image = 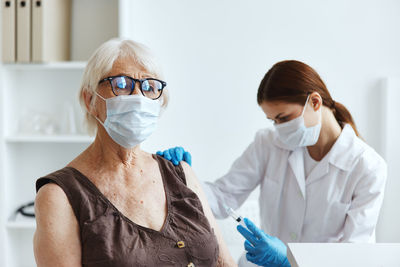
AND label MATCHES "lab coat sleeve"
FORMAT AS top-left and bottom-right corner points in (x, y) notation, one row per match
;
(341, 156), (387, 242)
(202, 129), (269, 219)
